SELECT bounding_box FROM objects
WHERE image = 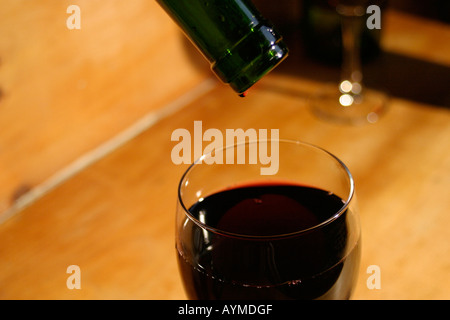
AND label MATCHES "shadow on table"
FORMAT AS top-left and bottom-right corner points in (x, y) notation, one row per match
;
(180, 28), (450, 109)
(272, 35), (450, 109)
